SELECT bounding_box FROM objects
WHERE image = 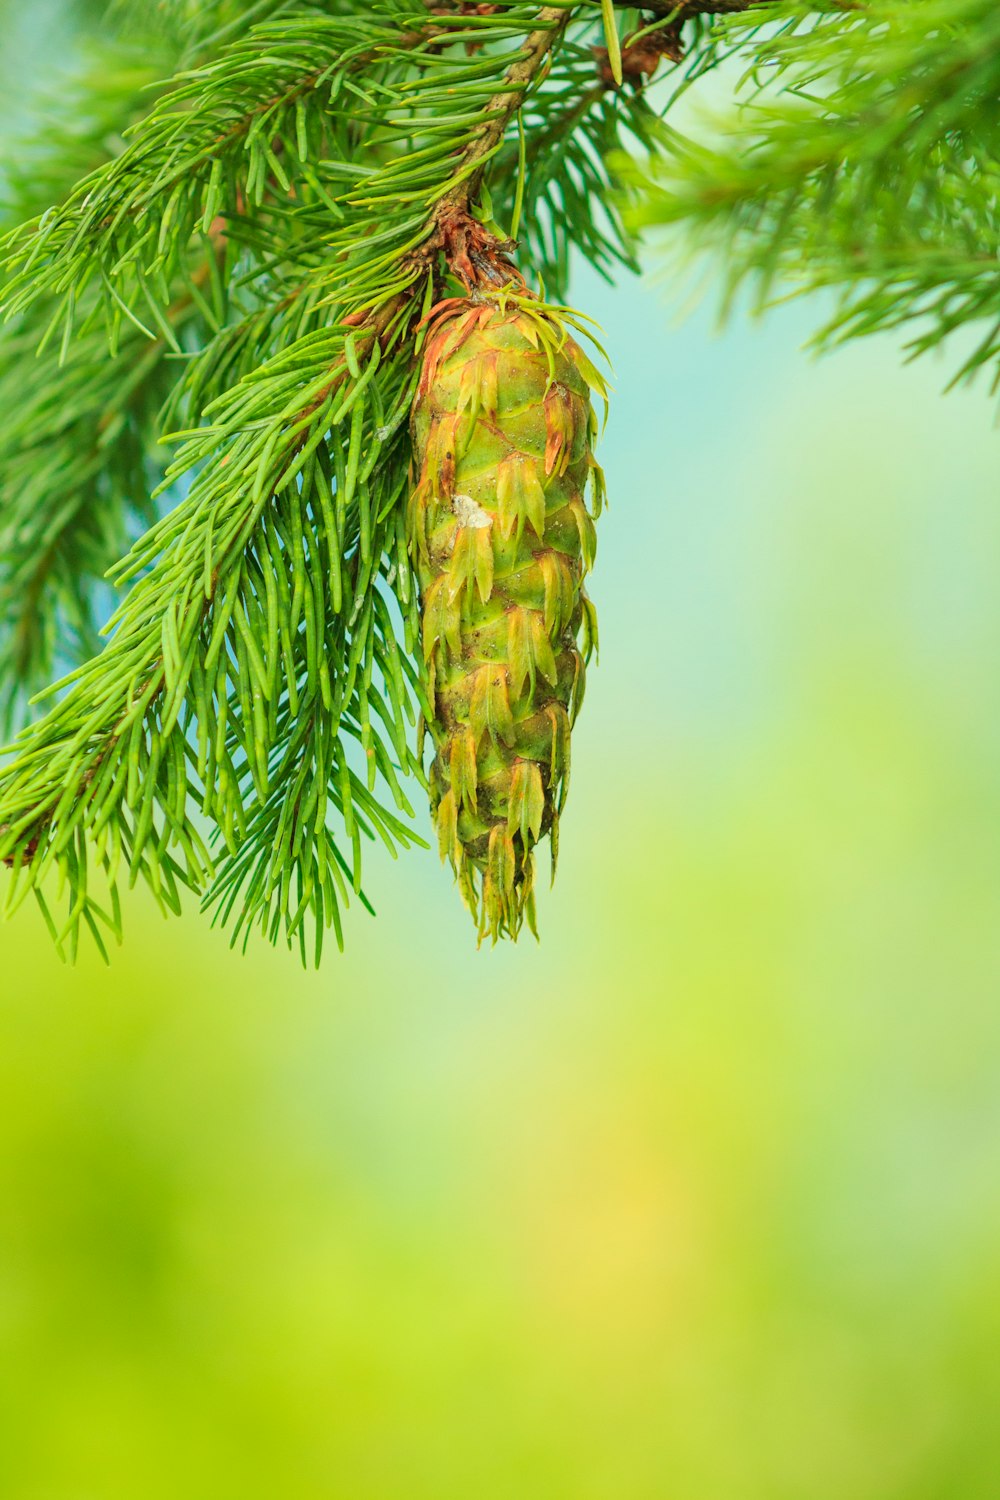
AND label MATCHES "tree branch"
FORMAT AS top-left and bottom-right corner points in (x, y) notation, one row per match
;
(440, 6), (572, 213)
